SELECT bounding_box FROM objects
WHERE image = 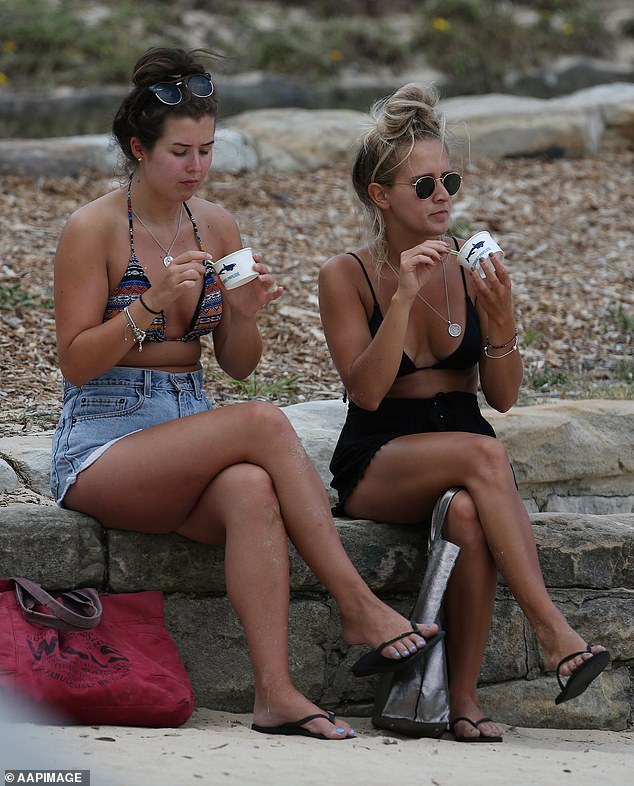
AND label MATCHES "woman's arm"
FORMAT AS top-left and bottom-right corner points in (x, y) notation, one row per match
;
(54, 204), (156, 385)
(208, 206), (283, 380)
(472, 254), (523, 412)
(319, 255), (408, 410)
